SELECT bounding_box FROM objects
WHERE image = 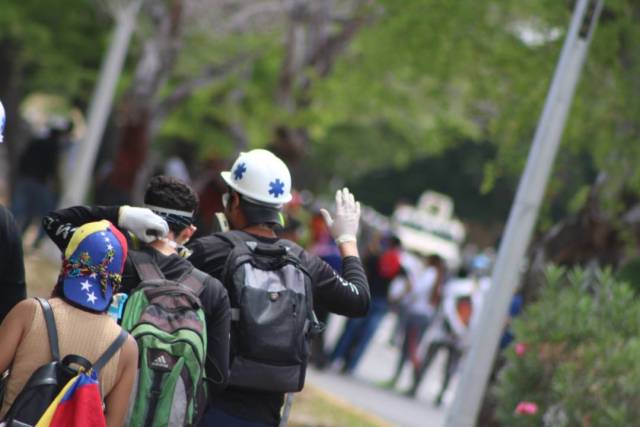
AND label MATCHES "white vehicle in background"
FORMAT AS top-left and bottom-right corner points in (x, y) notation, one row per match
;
(391, 191), (465, 269)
